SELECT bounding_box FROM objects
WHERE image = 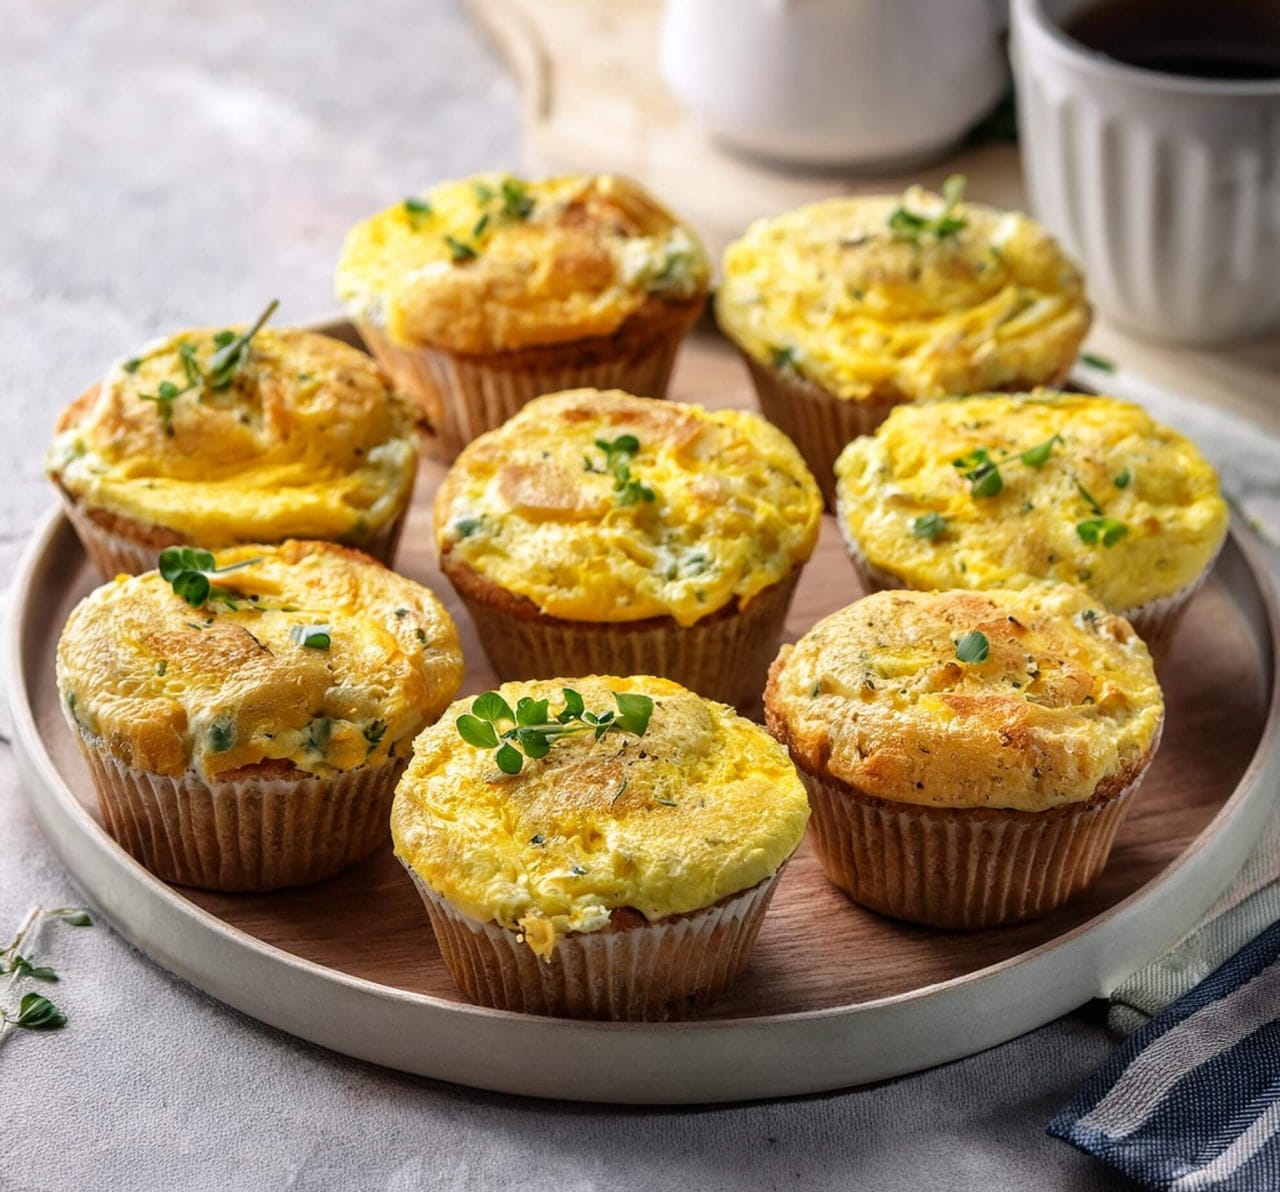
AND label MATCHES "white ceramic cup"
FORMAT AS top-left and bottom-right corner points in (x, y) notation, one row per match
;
(659, 0), (1009, 170)
(1012, 0), (1280, 345)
